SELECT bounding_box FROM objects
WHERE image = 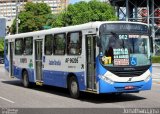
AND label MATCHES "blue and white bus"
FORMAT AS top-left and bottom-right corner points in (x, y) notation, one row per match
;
(5, 21), (152, 98)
